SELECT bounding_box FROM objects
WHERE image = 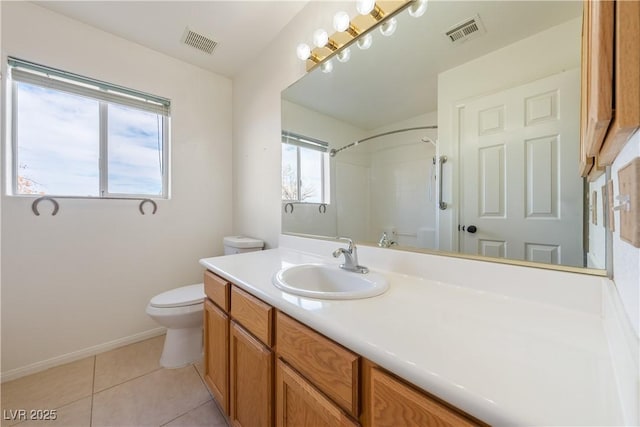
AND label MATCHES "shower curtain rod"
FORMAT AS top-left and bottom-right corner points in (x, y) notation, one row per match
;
(329, 125), (438, 157)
